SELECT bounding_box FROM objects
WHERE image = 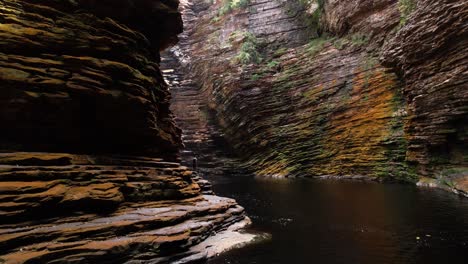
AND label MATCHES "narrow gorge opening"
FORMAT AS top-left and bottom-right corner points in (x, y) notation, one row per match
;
(0, 0), (467, 263)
